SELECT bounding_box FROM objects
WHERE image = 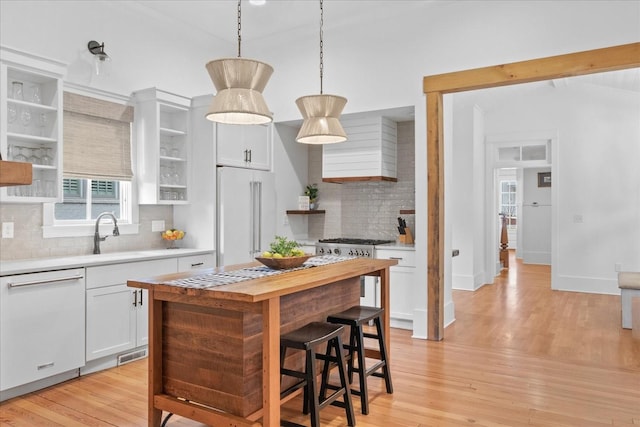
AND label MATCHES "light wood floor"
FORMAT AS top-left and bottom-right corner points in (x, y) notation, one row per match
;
(2, 253), (639, 426)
